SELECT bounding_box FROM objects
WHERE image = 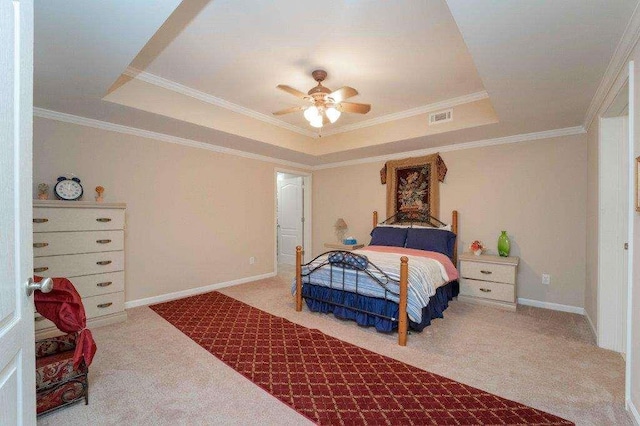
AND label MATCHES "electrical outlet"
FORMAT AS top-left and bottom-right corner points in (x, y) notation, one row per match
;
(542, 274), (551, 285)
(249, 256), (255, 265)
